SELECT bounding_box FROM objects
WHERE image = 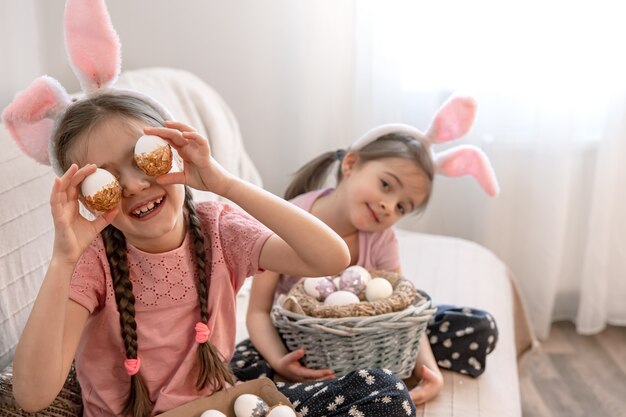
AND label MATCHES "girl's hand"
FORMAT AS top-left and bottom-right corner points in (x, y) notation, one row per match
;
(409, 365), (444, 405)
(144, 121), (234, 196)
(50, 164), (119, 265)
(273, 349), (336, 382)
